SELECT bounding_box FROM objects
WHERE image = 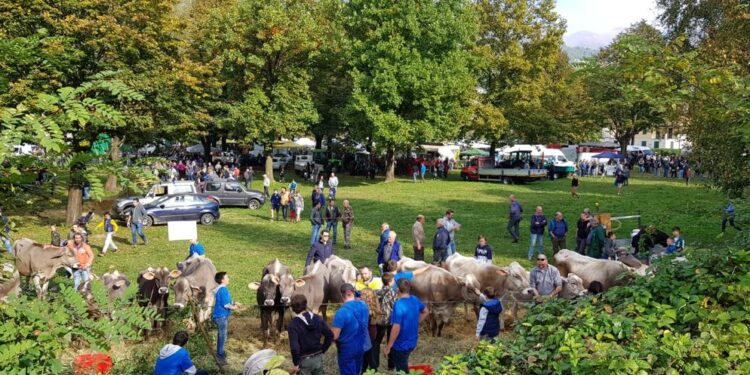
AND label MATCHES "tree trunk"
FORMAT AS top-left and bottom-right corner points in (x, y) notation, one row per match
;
(384, 146), (396, 182)
(66, 185), (82, 226)
(201, 137), (212, 163)
(315, 135), (323, 149)
(104, 136), (122, 192)
(489, 139), (498, 163)
(618, 136), (629, 156)
(264, 145), (275, 183)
